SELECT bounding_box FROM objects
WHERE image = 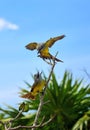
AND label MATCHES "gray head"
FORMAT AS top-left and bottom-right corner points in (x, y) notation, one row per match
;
(34, 72), (42, 82)
(36, 43), (45, 51)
